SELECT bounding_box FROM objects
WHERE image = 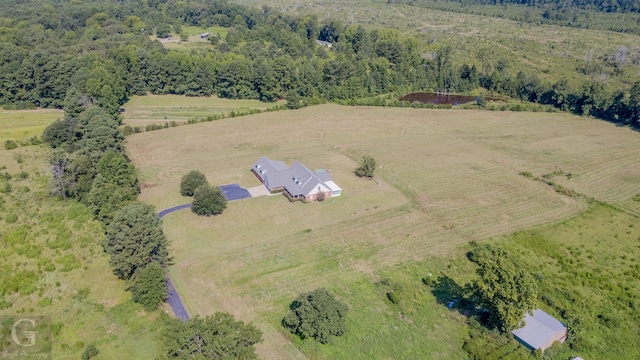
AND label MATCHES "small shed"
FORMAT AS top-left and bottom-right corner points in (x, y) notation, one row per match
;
(200, 32), (209, 39)
(512, 309), (567, 352)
